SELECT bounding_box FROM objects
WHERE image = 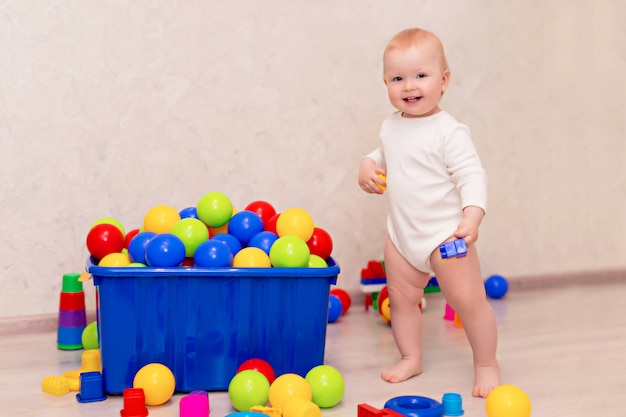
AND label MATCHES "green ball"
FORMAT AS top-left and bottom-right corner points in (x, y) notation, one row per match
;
(171, 217), (209, 257)
(91, 217), (125, 236)
(308, 254), (328, 268)
(81, 321), (99, 350)
(269, 236), (310, 268)
(228, 370), (270, 411)
(305, 365), (345, 408)
(196, 192), (233, 228)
